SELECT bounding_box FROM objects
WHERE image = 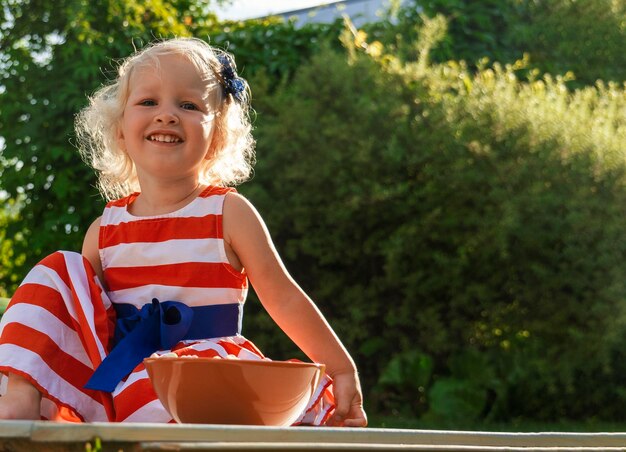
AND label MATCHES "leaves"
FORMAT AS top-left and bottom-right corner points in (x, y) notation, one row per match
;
(379, 351), (434, 390)
(0, 0), (625, 425)
(428, 378), (487, 421)
(245, 23), (626, 422)
(0, 0), (211, 282)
